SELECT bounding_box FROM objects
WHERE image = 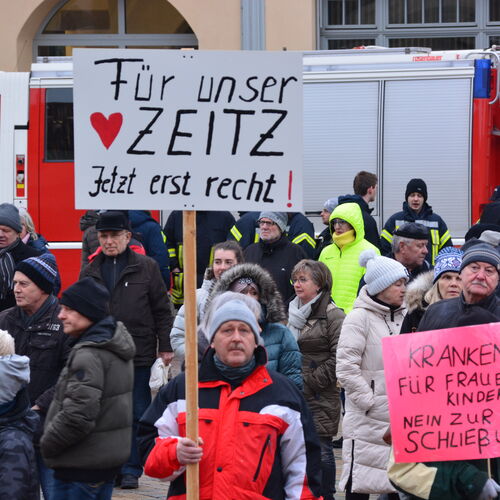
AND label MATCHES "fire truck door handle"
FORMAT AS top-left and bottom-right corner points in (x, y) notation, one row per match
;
(466, 51), (500, 105)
